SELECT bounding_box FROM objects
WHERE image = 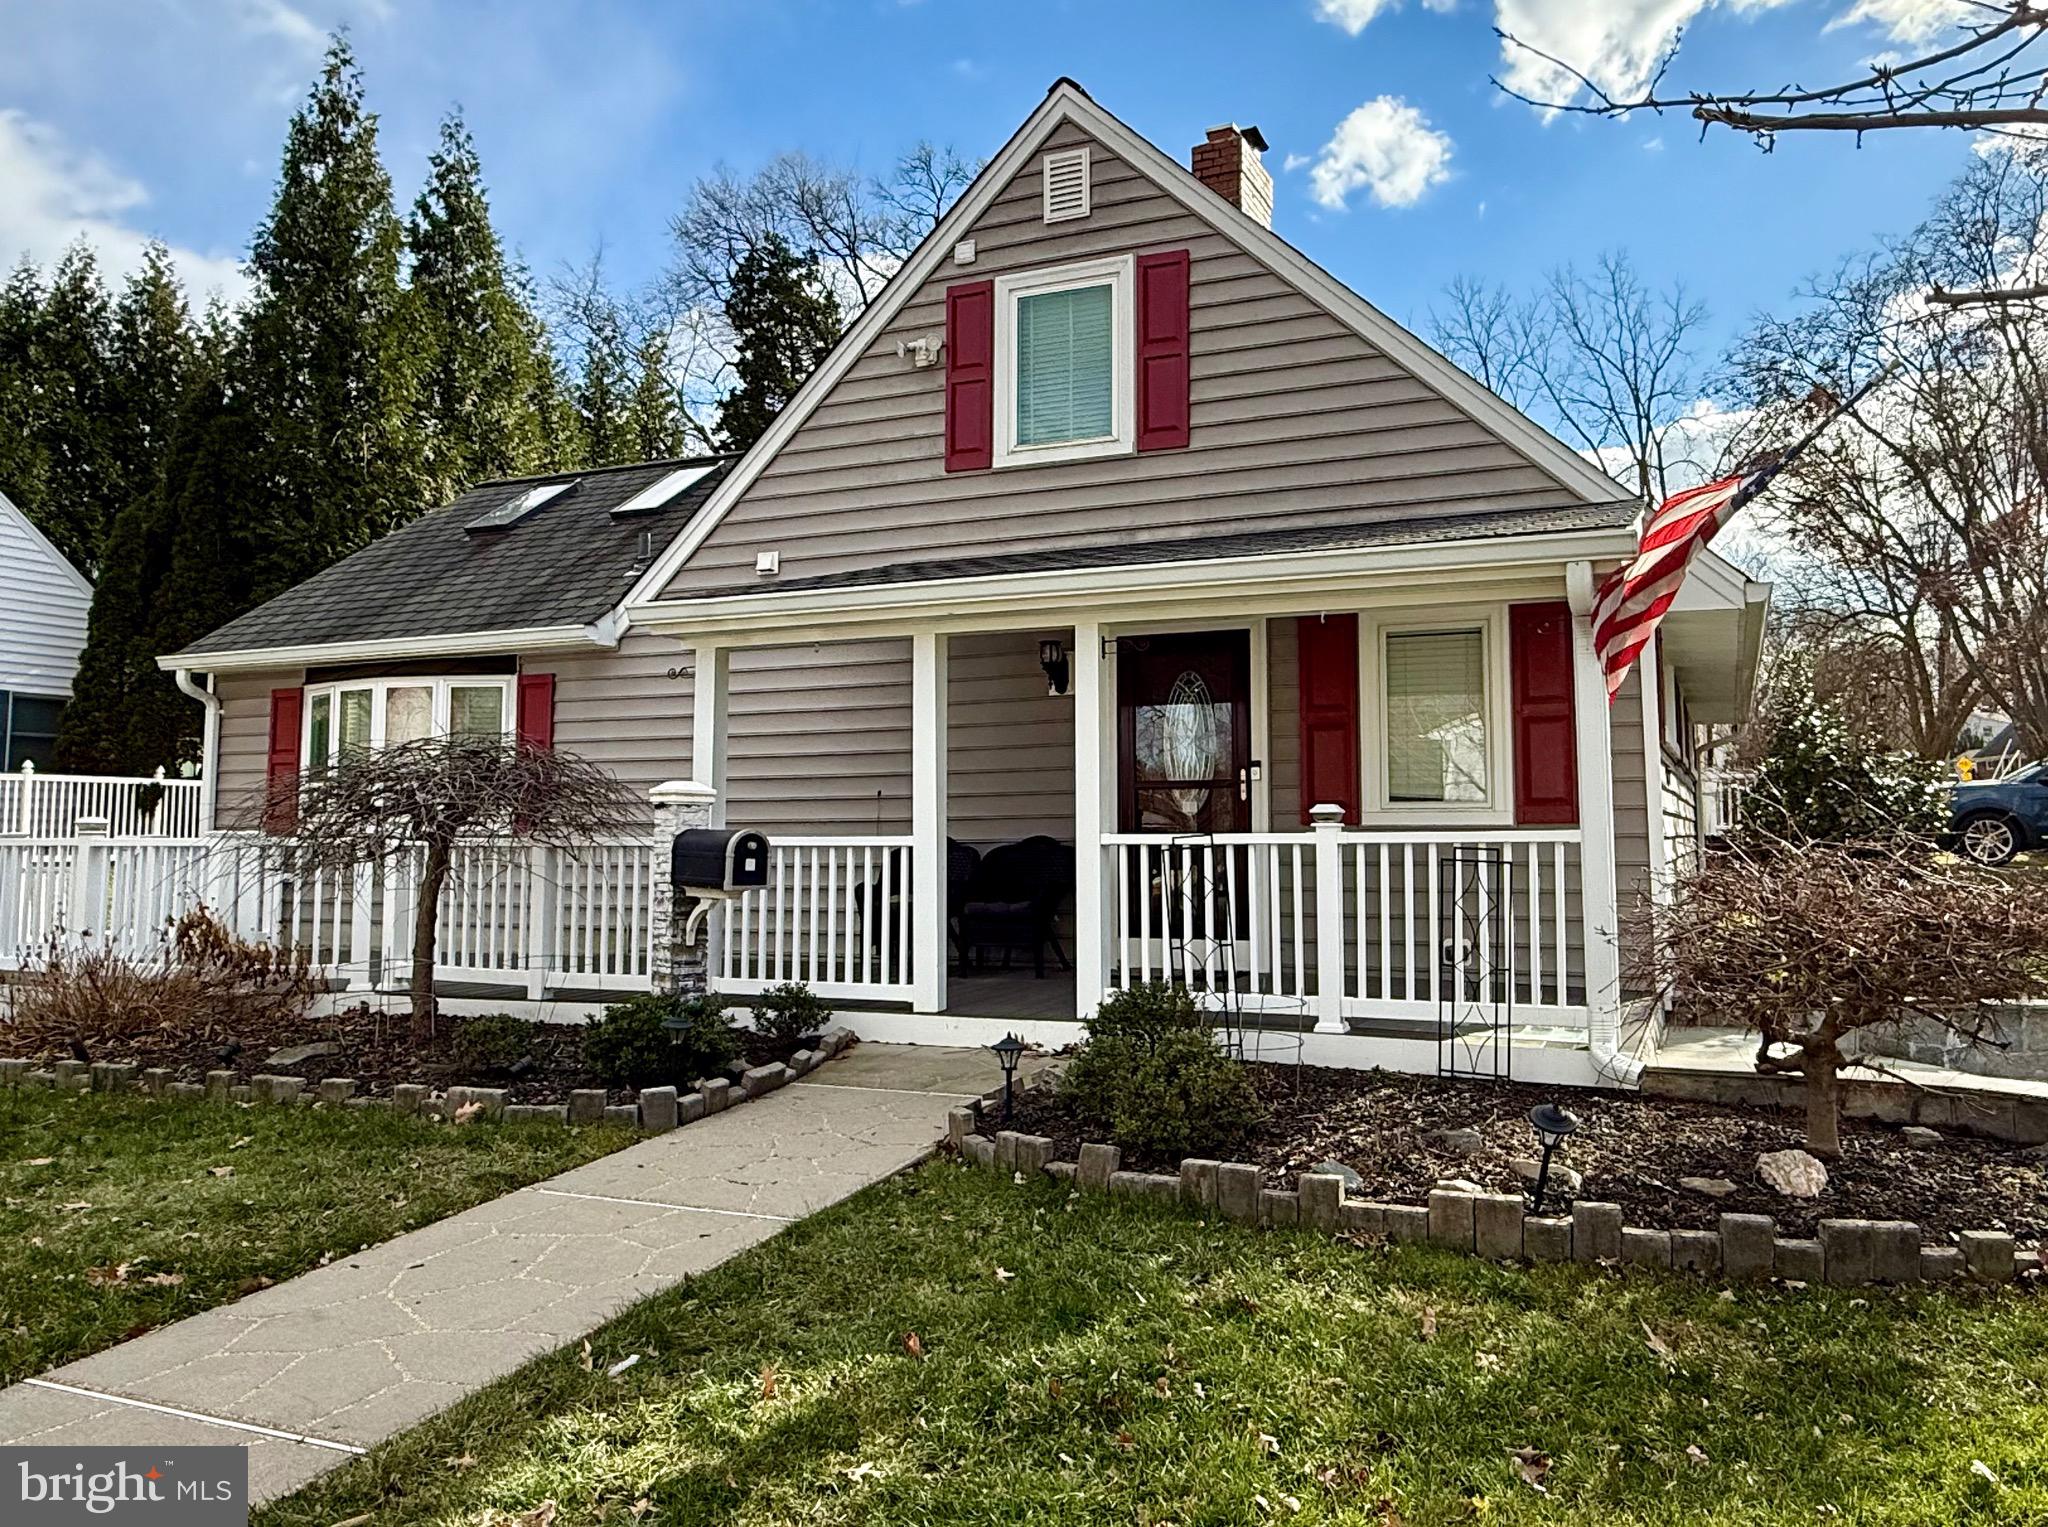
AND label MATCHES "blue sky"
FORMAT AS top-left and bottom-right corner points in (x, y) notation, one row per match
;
(0, 0), (1988, 372)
